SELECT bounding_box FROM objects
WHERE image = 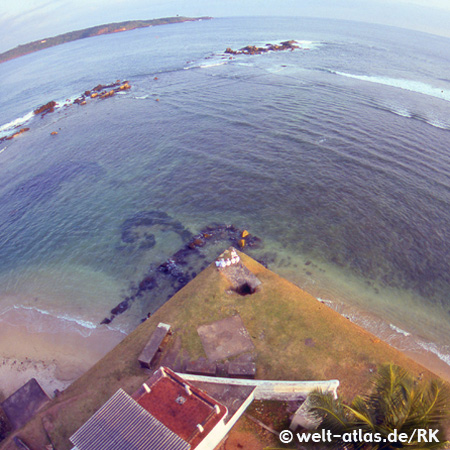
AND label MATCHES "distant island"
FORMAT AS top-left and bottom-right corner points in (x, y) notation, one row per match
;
(0, 16), (212, 64)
